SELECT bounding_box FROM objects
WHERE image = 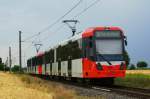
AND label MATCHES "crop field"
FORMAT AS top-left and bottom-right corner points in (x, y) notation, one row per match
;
(1, 71), (149, 99)
(126, 70), (150, 75)
(0, 72), (77, 99)
(0, 72), (54, 99)
(115, 70), (150, 89)
(0, 72), (104, 99)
